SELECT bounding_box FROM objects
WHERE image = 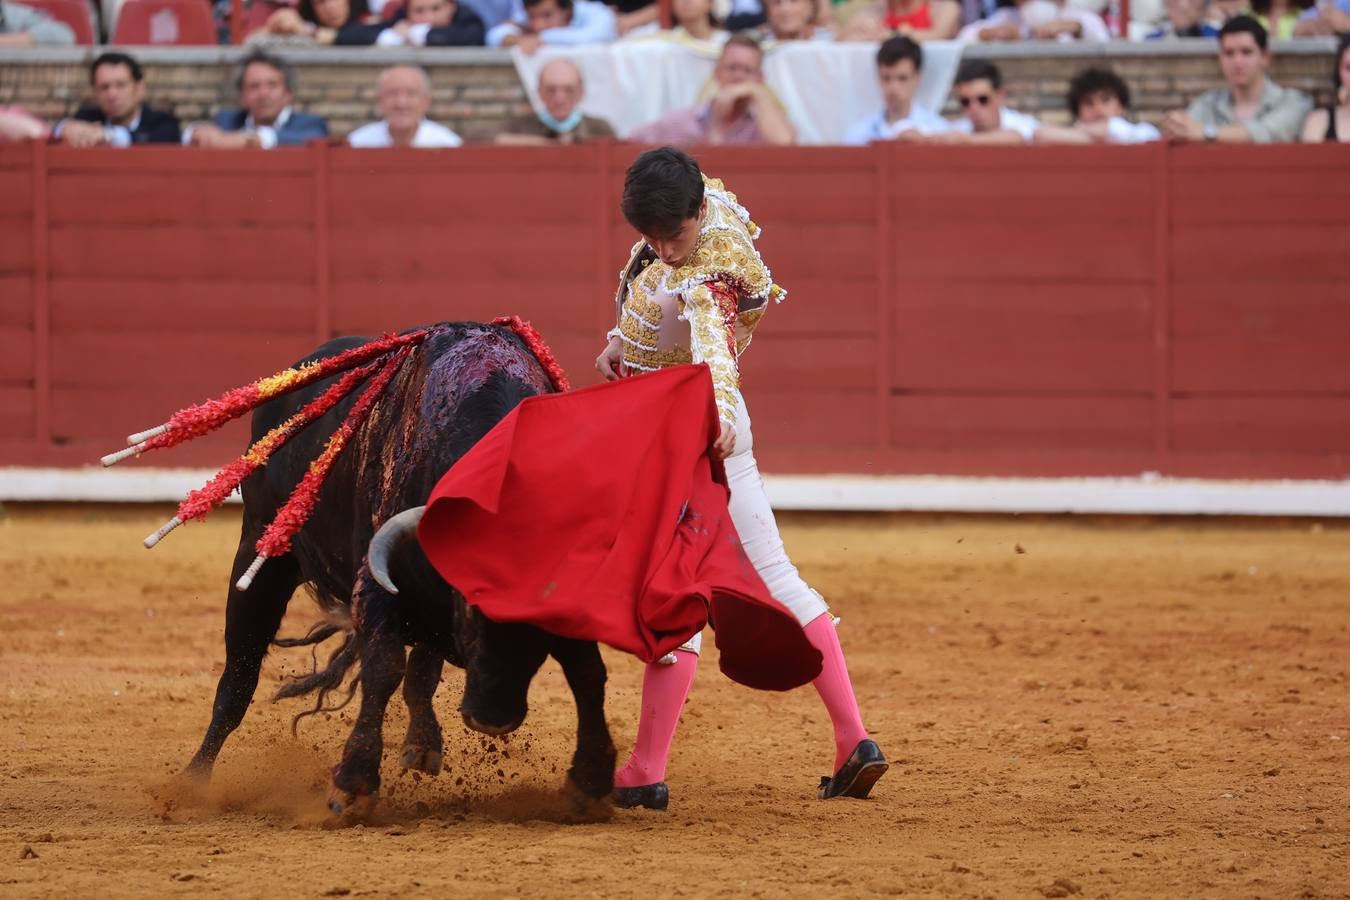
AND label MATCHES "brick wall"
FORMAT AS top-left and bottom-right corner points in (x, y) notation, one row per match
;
(0, 41), (1338, 140)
